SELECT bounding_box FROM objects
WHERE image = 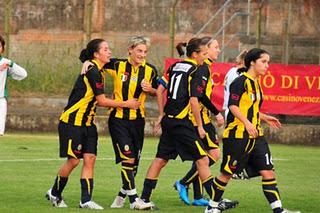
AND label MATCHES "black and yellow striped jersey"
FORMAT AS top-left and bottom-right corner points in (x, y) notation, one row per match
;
(190, 58), (214, 125)
(223, 72), (264, 139)
(164, 59), (204, 119)
(103, 58), (158, 120)
(60, 60), (105, 126)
